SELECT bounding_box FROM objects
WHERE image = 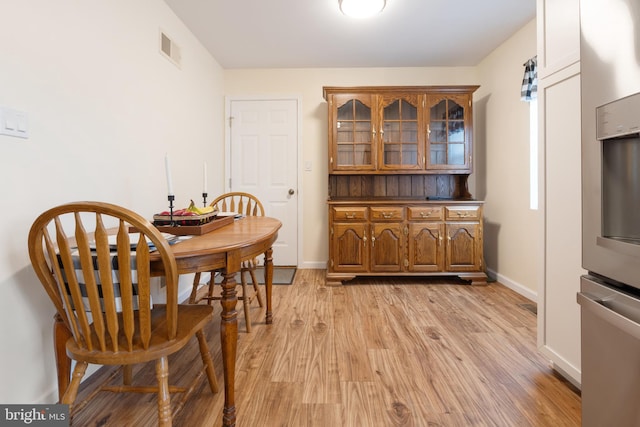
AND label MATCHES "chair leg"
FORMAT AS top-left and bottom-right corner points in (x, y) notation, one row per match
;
(207, 272), (216, 306)
(248, 265), (264, 307)
(189, 272), (202, 304)
(196, 329), (219, 393)
(53, 313), (72, 402)
(240, 270), (252, 333)
(155, 356), (172, 427)
(61, 361), (88, 409)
